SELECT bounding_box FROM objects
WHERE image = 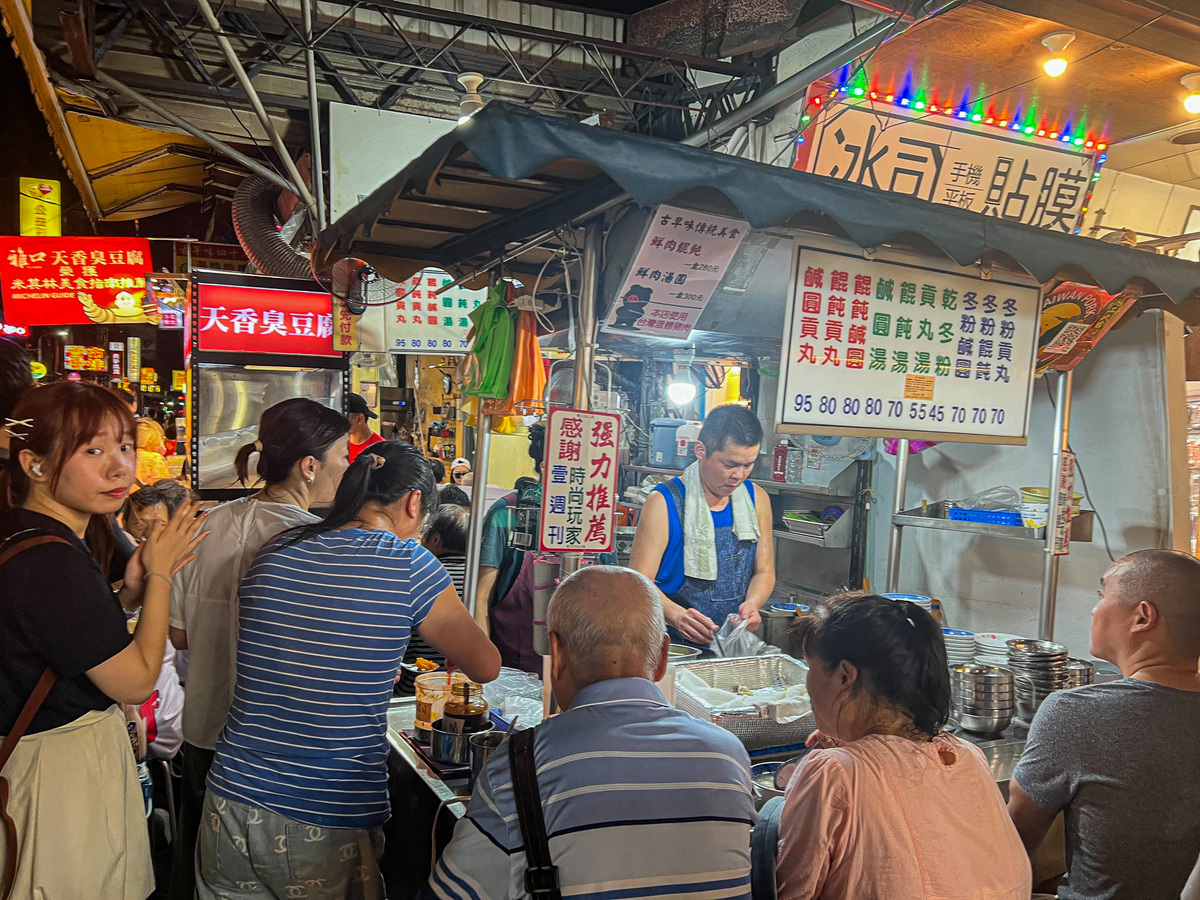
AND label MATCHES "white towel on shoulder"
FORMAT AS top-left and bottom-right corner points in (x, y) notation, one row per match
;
(681, 461), (760, 581)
